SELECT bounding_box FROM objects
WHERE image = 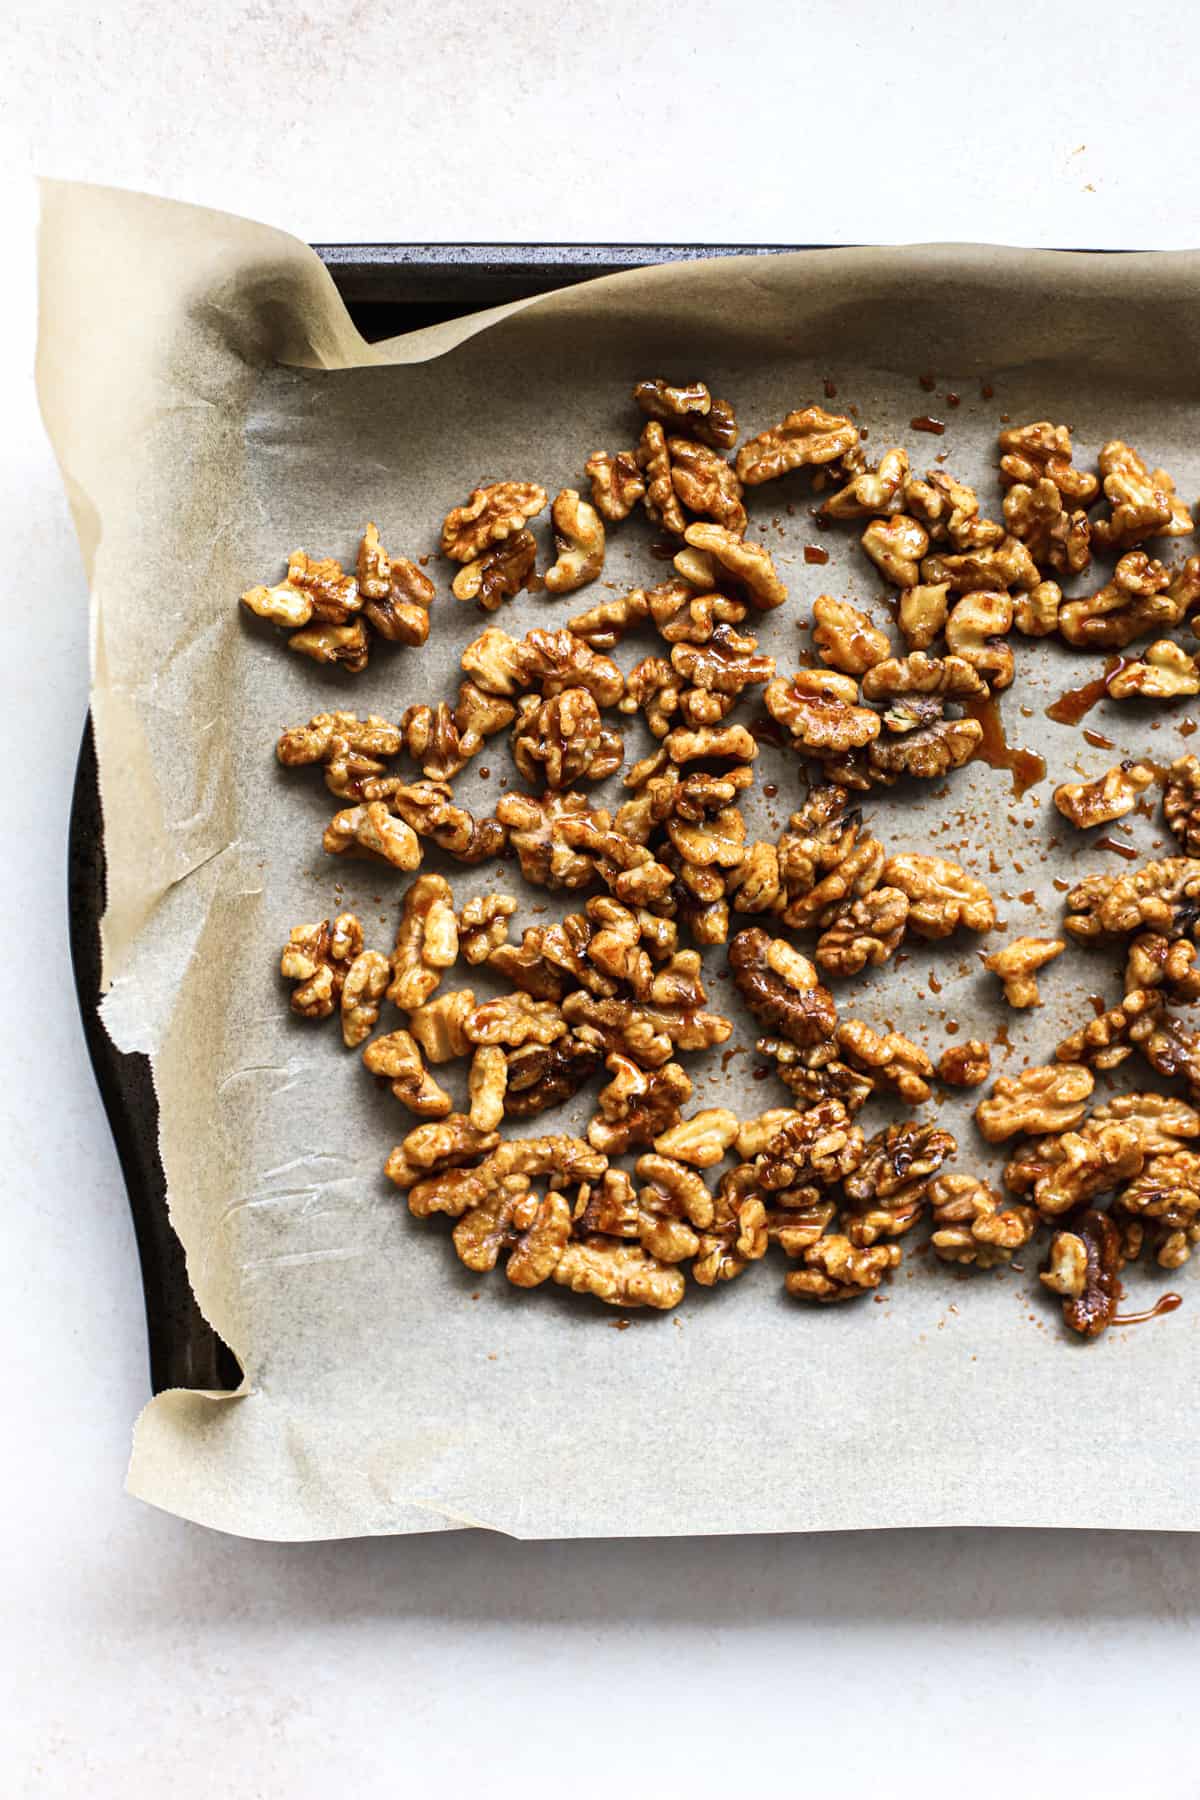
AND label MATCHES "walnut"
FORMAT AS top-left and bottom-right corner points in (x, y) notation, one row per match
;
(1164, 755), (1200, 855)
(511, 690), (623, 789)
(277, 712), (404, 779)
(836, 1019), (934, 1105)
(1032, 1123), (1145, 1217)
(860, 651), (986, 704)
(820, 447), (910, 520)
(541, 488), (606, 594)
(880, 853), (996, 939)
(676, 523), (788, 611)
(453, 1184), (572, 1288)
(983, 936), (1066, 1008)
(563, 977), (731, 1066)
(458, 893), (517, 964)
(405, 990), (476, 1062)
(1014, 579), (1063, 637)
(585, 449), (646, 522)
(943, 591), (1014, 690)
(728, 927), (838, 1049)
(398, 682), (516, 783)
(920, 534), (1040, 594)
(323, 801), (422, 869)
(814, 887), (909, 977)
(1124, 933), (1200, 1002)
(753, 1098), (864, 1190)
(897, 583), (950, 650)
(620, 656), (680, 738)
(670, 622), (775, 699)
(387, 873), (459, 1010)
(929, 1174), (1036, 1269)
(363, 1029), (453, 1117)
(1107, 641), (1200, 700)
(553, 1236), (685, 1309)
(866, 717), (983, 785)
(785, 1235), (901, 1301)
(841, 1121), (956, 1246)
(338, 949), (390, 1048)
(1040, 1209), (1124, 1338)
(1091, 440), (1193, 552)
(1054, 989), (1154, 1070)
(861, 515), (929, 587)
(1063, 855), (1200, 942)
(281, 913), (367, 1021)
(567, 584), (651, 649)
(777, 803), (885, 932)
(1003, 479), (1091, 575)
(727, 840), (782, 914)
(386, 780), (504, 863)
(1057, 552), (1197, 650)
(998, 421), (1098, 504)
(637, 420), (685, 534)
(647, 580), (748, 644)
(504, 1033), (604, 1118)
(633, 378), (738, 448)
(904, 468), (1003, 552)
(692, 1167), (769, 1285)
(356, 523), (436, 641)
(1095, 1091), (1200, 1155)
(1128, 1003), (1200, 1093)
(450, 531), (536, 613)
(242, 548), (361, 631)
(662, 724), (758, 766)
(975, 1062), (1094, 1143)
(810, 595), (891, 675)
(586, 1054), (693, 1154)
(464, 992), (566, 1049)
(385, 1113), (501, 1196)
(764, 669), (881, 754)
(1053, 762), (1156, 830)
(651, 1106), (739, 1168)
(1117, 1147), (1200, 1223)
(936, 1039), (991, 1087)
(661, 437), (745, 534)
(734, 405), (859, 485)
(758, 1035), (875, 1114)
(467, 1044), (508, 1132)
(288, 619), (370, 673)
(441, 481), (548, 562)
